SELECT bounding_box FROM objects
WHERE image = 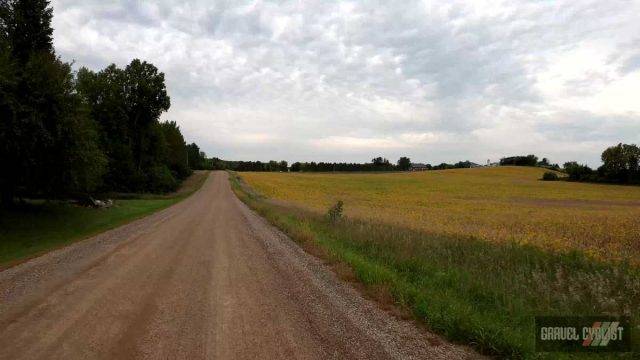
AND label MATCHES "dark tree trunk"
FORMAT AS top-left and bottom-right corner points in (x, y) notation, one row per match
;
(1, 186), (14, 208)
